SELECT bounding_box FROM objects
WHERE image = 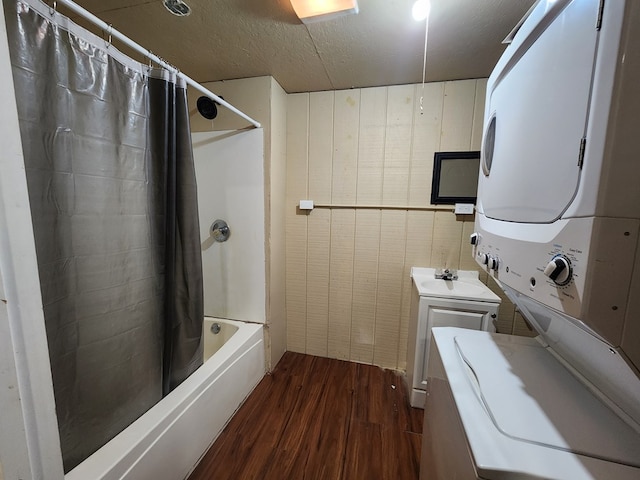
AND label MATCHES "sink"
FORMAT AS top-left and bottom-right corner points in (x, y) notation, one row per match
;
(411, 267), (501, 302)
(419, 279), (487, 298)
